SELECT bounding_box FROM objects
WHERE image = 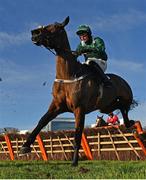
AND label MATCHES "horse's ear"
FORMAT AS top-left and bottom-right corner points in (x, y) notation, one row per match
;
(61, 16), (70, 27)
